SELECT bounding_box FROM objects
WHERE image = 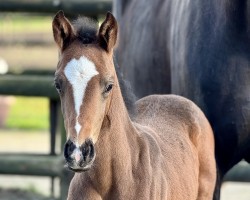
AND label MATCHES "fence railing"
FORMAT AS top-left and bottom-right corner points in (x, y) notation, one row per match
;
(0, 0), (112, 16)
(0, 1), (112, 199)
